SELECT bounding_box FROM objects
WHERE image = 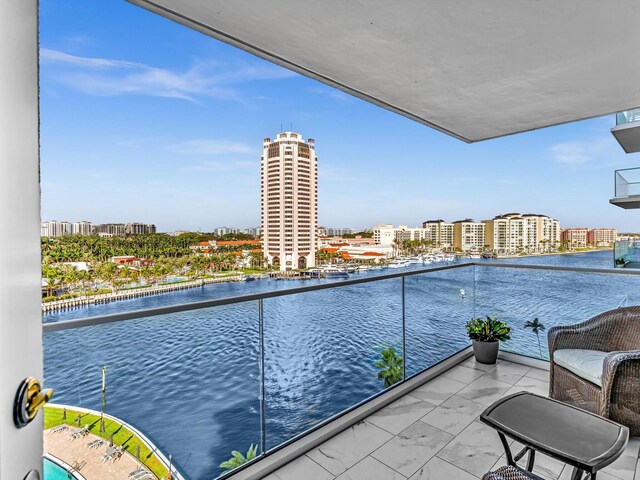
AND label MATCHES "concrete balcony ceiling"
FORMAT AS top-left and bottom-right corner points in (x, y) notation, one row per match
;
(128, 0), (640, 143)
